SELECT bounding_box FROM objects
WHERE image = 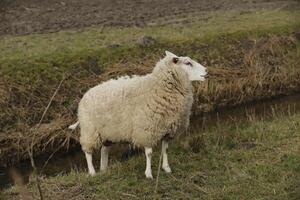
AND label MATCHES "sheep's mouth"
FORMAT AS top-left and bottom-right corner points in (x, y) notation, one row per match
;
(202, 74), (209, 79)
